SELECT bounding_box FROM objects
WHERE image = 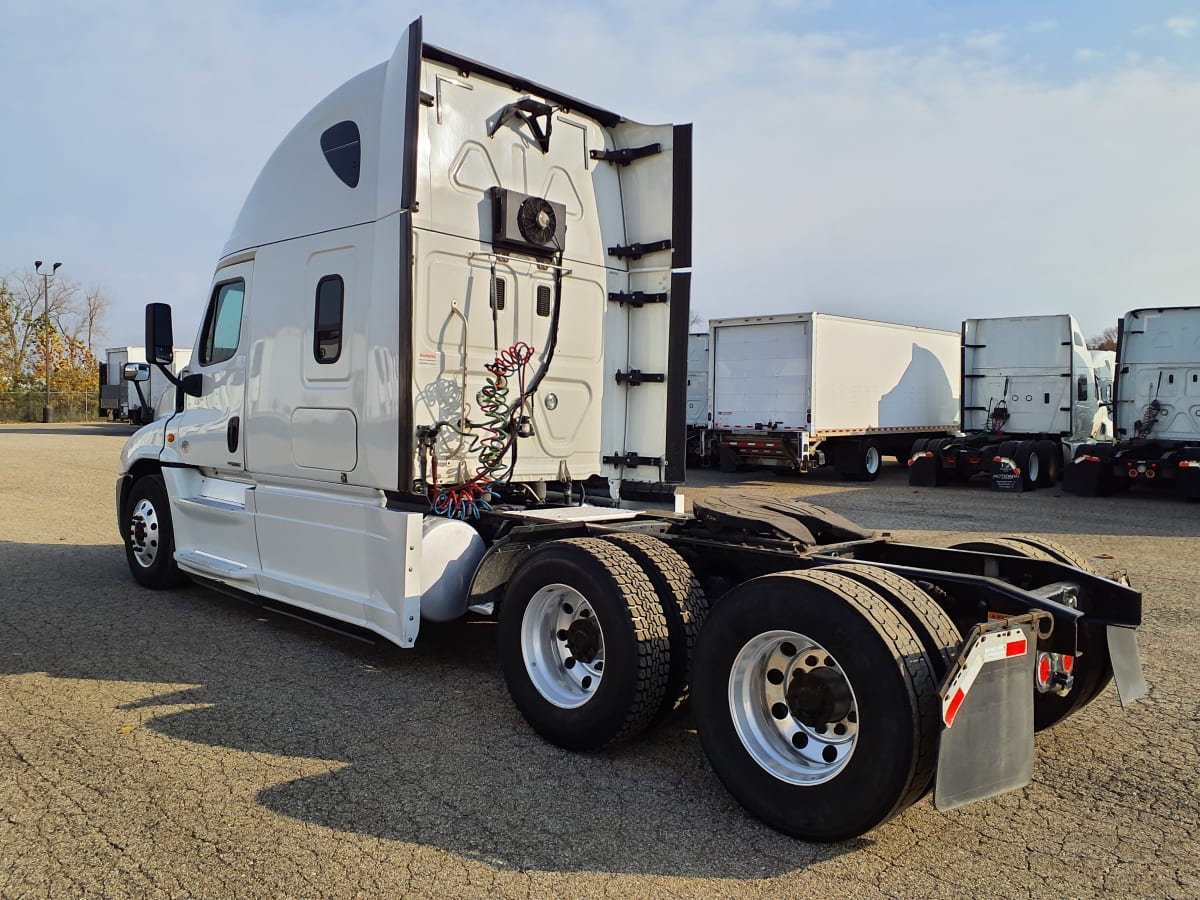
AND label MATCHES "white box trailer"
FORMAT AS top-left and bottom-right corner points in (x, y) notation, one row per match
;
(99, 346), (194, 424)
(113, 17), (1144, 842)
(709, 313), (960, 479)
(909, 314), (1106, 492)
(1066, 306), (1200, 498)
